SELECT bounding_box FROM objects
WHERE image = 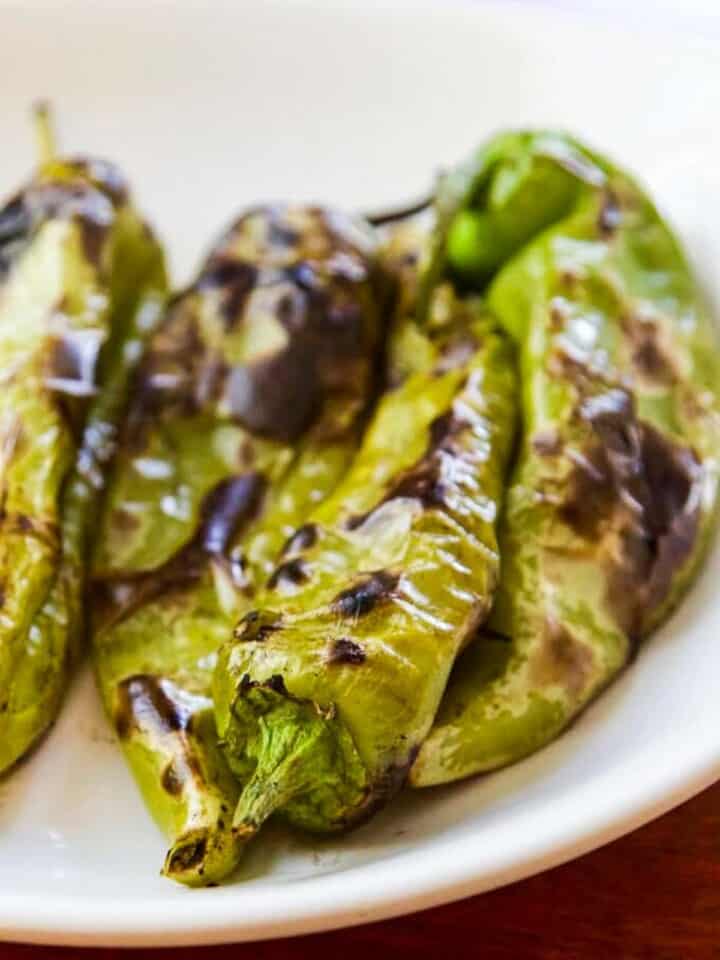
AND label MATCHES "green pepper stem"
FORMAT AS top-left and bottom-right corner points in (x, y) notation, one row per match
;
(231, 710), (327, 837)
(33, 101), (57, 166)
